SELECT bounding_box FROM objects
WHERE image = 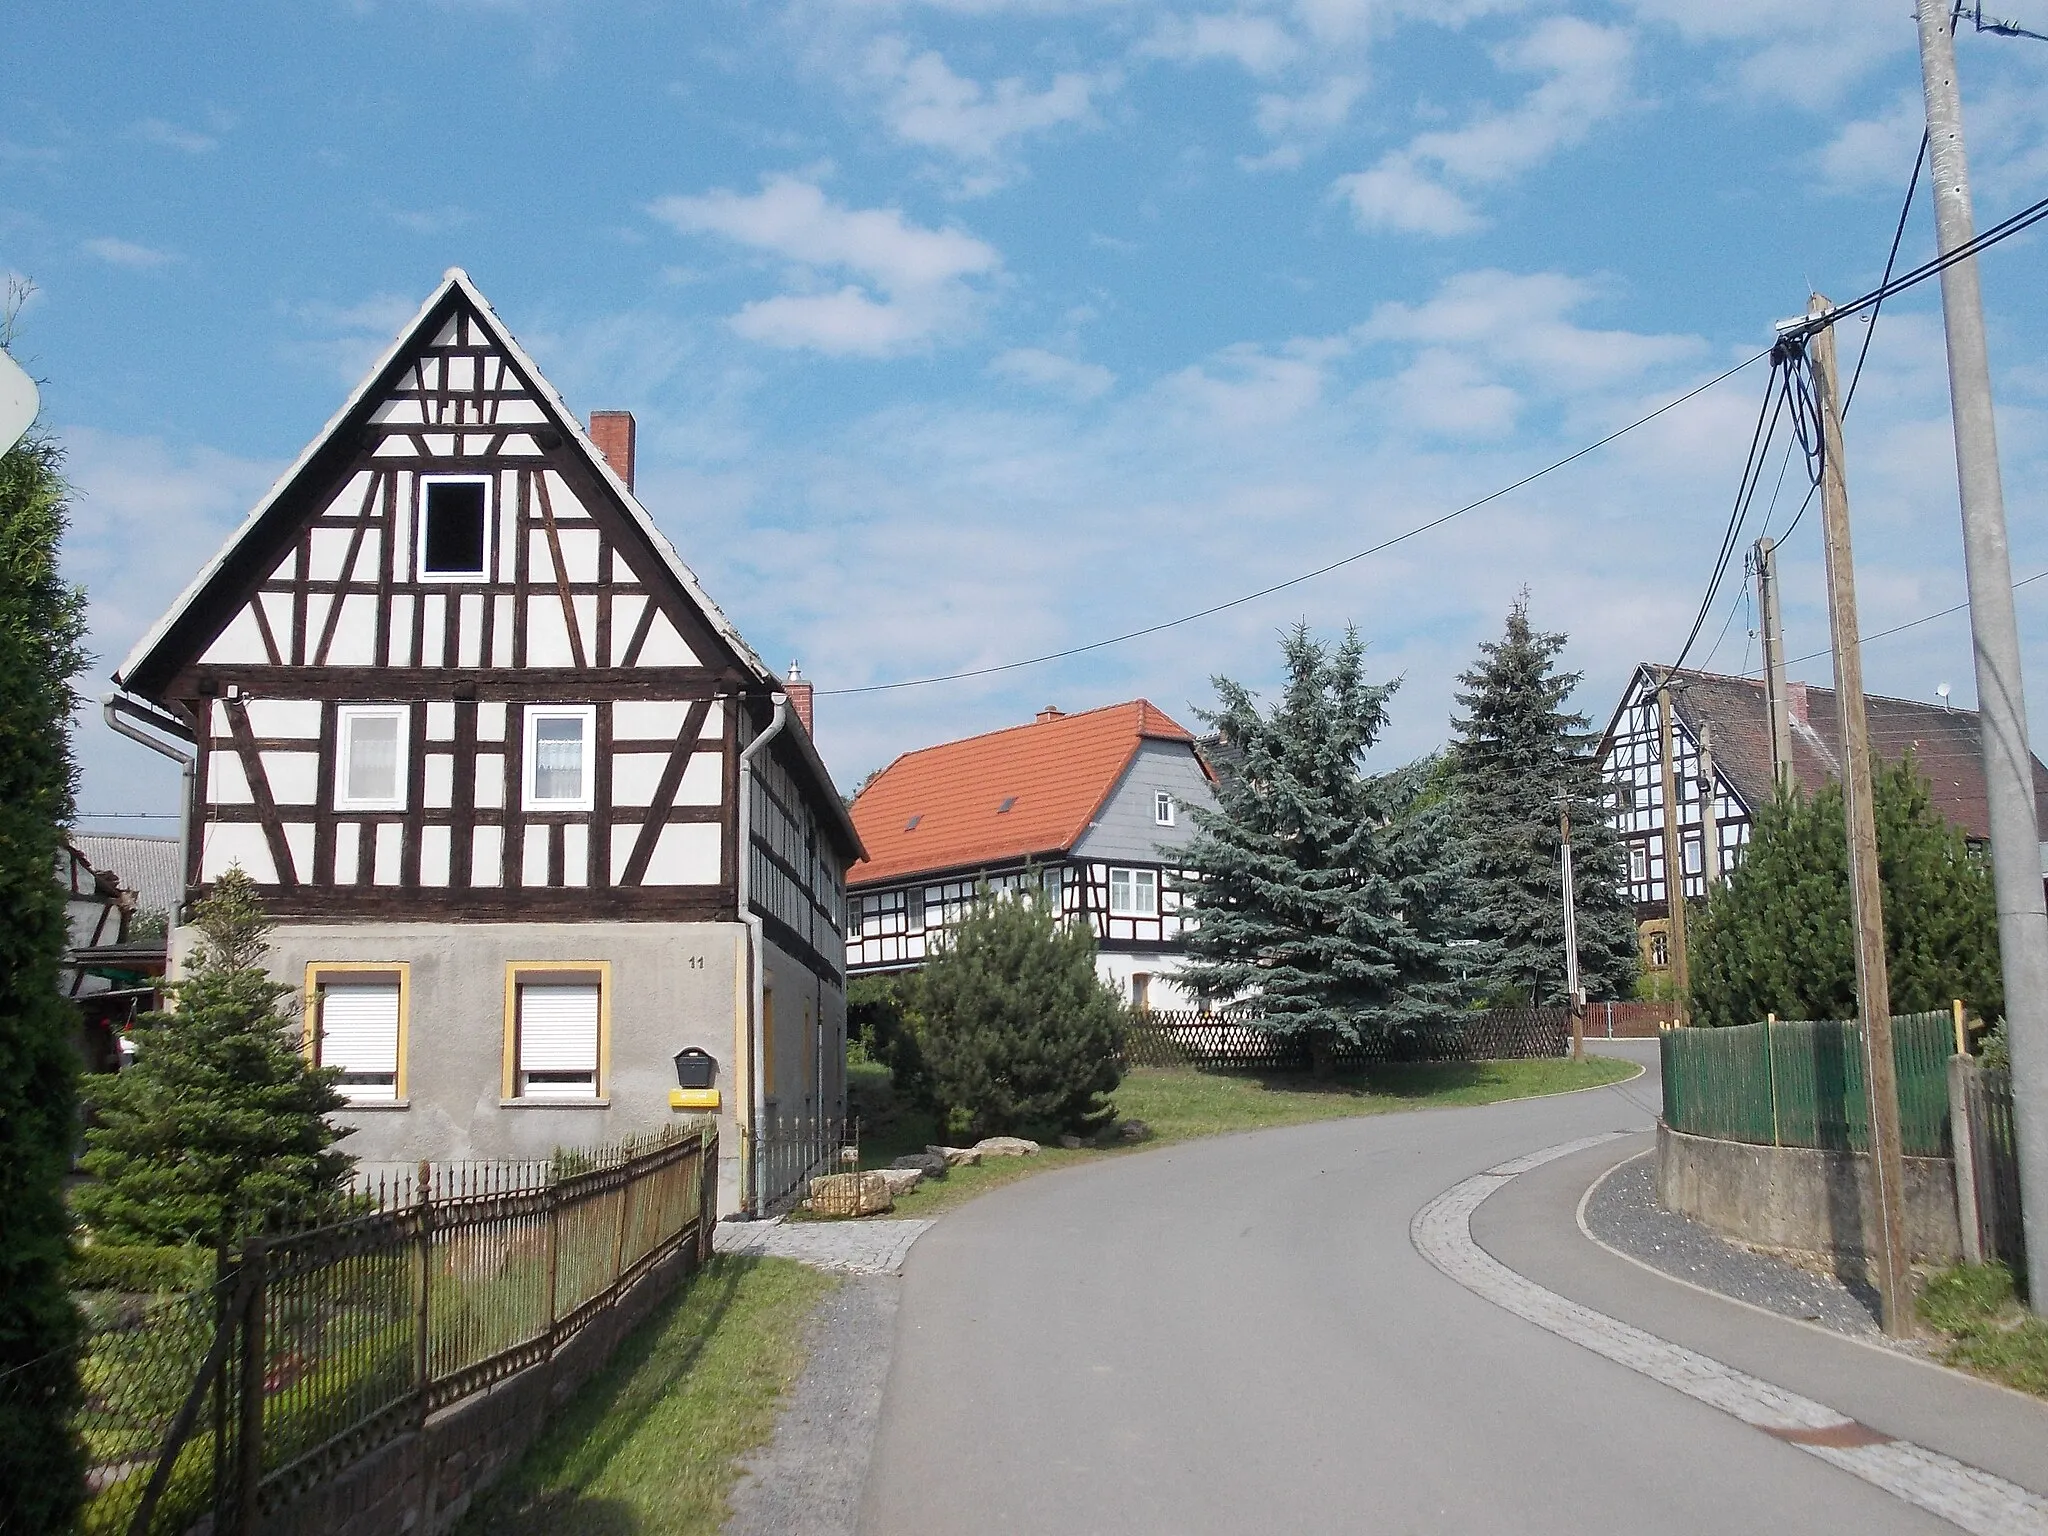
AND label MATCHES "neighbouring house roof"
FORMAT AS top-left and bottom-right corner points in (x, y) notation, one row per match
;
(848, 700), (1209, 888)
(1600, 665), (2048, 841)
(70, 834), (182, 920)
